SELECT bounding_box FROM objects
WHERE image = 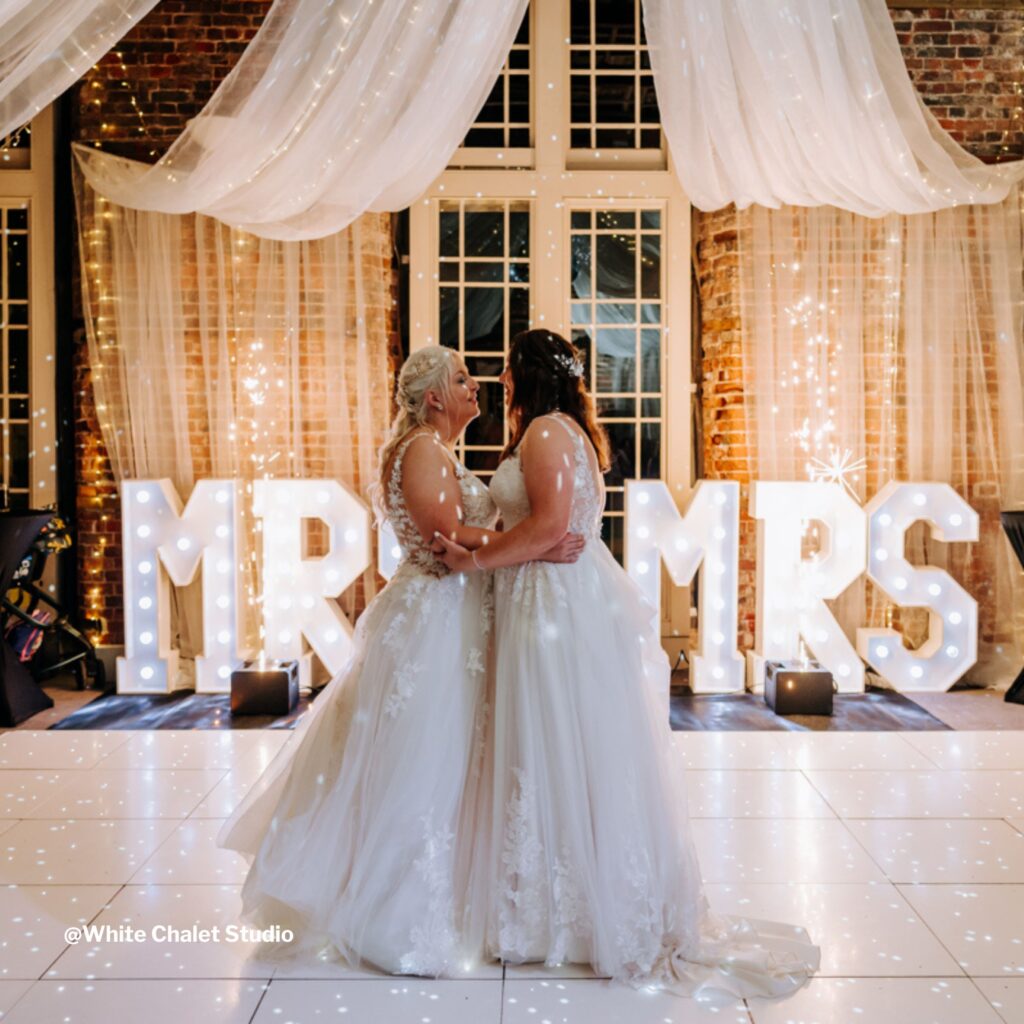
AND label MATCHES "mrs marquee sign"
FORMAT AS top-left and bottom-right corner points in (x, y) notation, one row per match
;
(117, 478), (979, 697)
